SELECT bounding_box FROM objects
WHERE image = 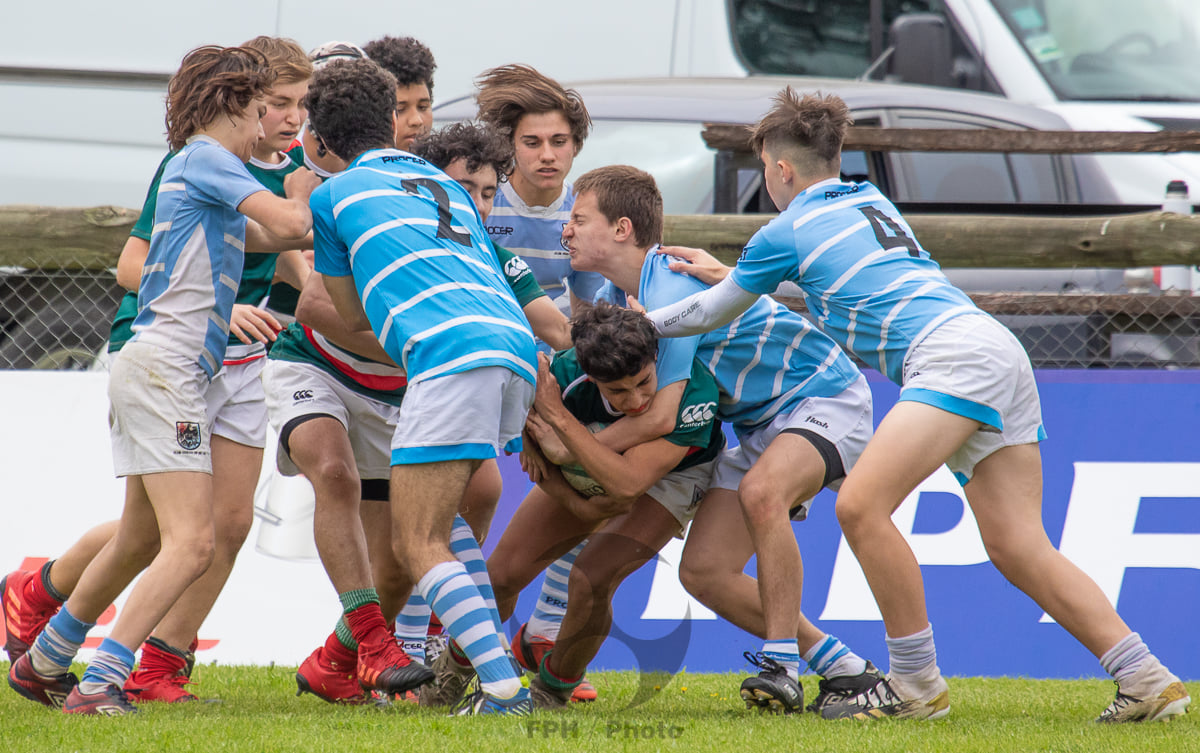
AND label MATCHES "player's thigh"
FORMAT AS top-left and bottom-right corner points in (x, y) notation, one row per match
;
(740, 431), (830, 512)
(209, 434), (262, 541)
(389, 459), (478, 544)
(963, 442), (1047, 548)
(682, 488), (754, 577)
(488, 484), (593, 590)
(578, 496), (680, 589)
(840, 400), (980, 513)
(460, 458), (502, 542)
